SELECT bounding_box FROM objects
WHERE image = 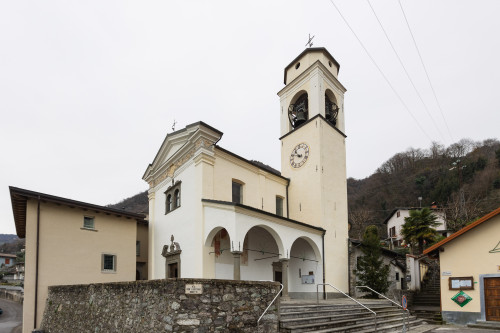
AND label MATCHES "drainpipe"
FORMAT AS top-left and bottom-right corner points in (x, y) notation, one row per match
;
(285, 181), (290, 219)
(34, 196), (41, 329)
(322, 231), (326, 300)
